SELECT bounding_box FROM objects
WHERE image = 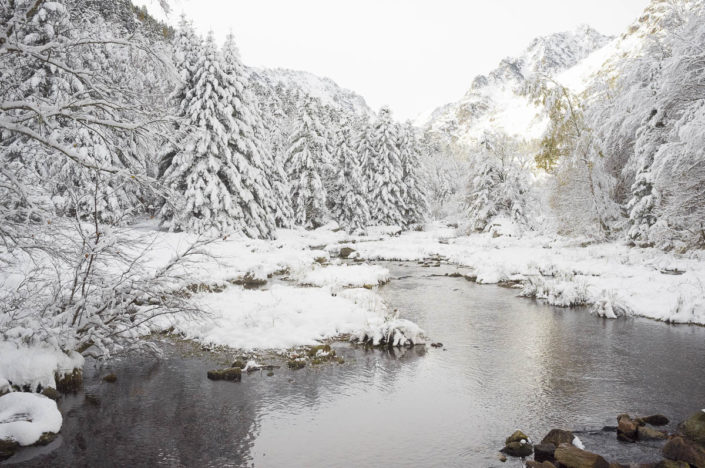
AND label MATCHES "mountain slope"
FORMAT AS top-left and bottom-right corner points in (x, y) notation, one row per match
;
(253, 68), (374, 117)
(420, 25), (612, 145)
